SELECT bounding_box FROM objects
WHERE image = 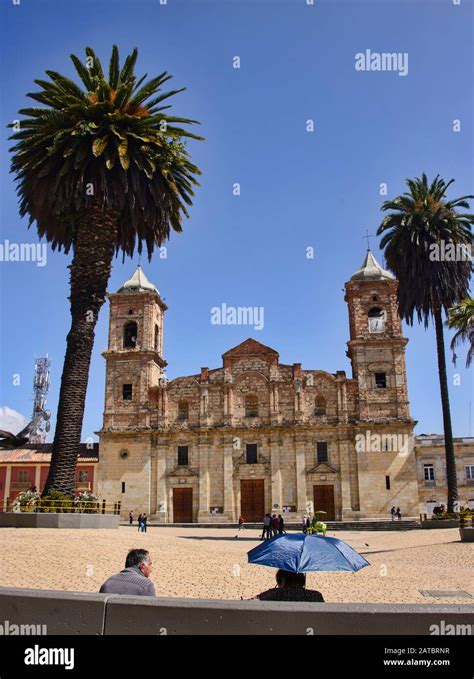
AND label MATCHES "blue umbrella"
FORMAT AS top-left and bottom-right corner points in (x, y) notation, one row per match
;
(247, 533), (370, 573)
